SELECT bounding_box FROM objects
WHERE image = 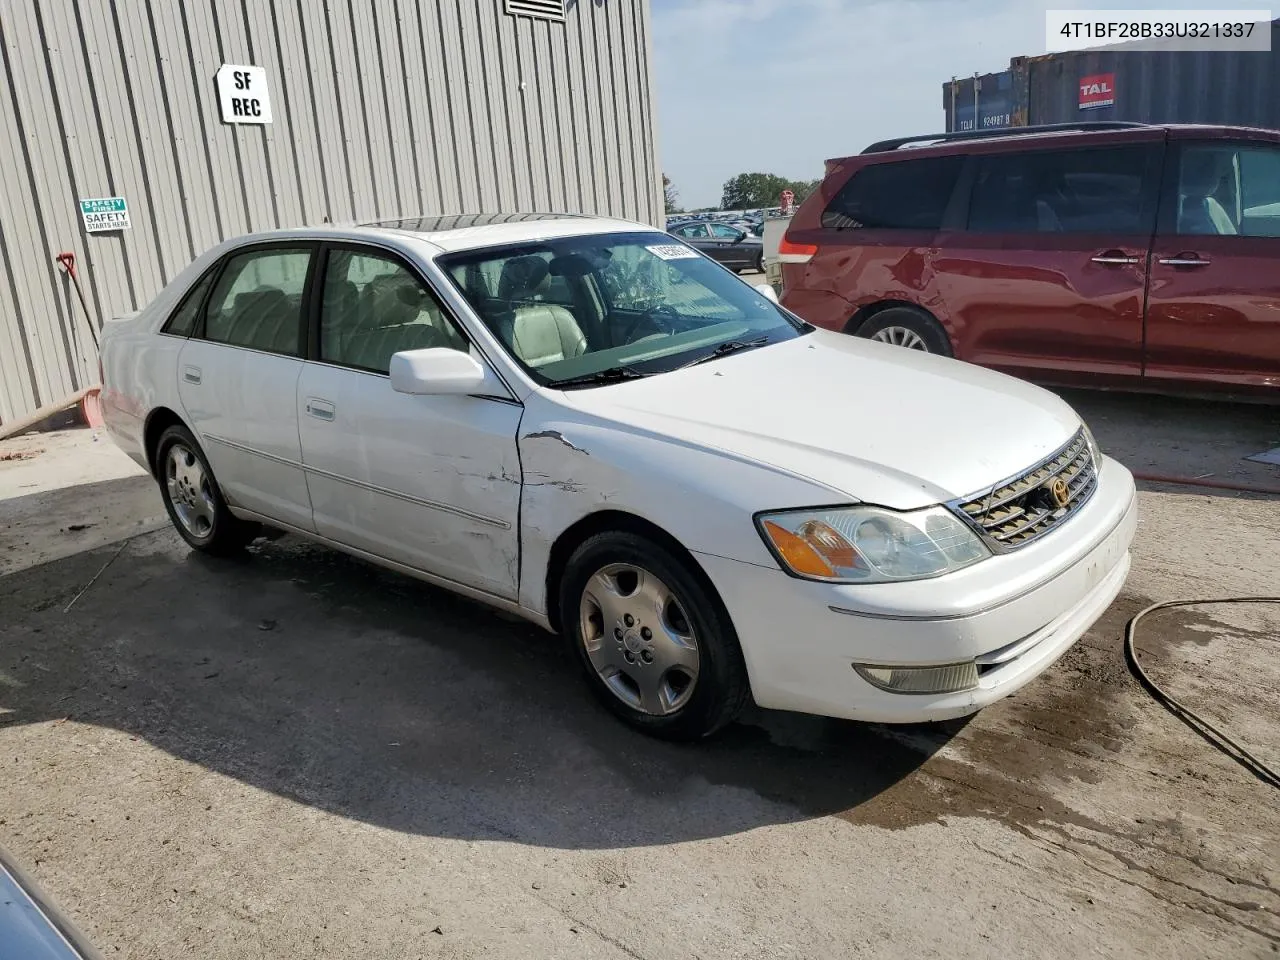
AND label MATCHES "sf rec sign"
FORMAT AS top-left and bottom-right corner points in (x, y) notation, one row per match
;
(216, 64), (273, 124)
